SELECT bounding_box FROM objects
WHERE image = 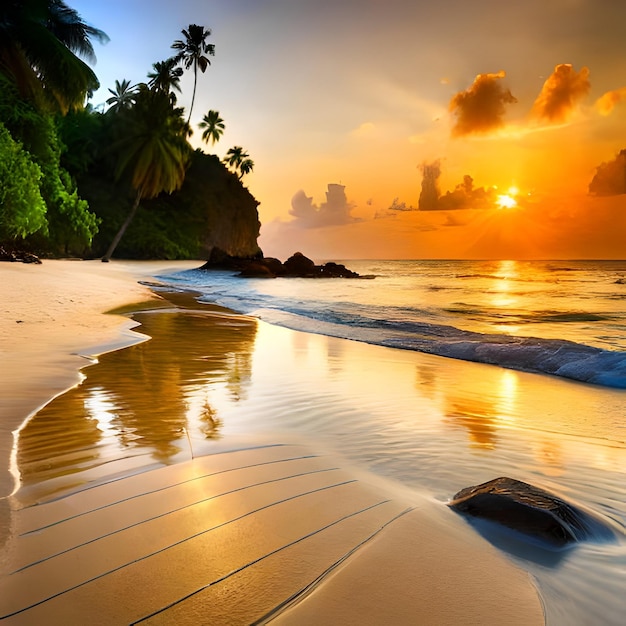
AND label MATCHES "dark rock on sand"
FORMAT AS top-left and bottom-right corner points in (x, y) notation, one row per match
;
(449, 477), (616, 547)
